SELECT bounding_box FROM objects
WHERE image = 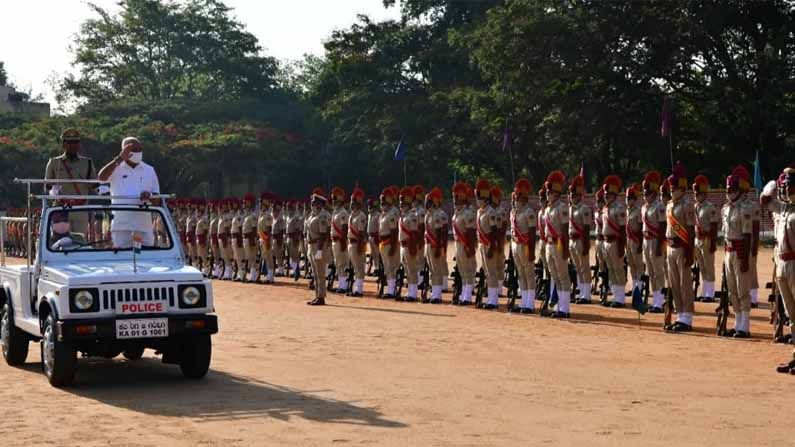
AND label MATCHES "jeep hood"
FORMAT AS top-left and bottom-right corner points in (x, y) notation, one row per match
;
(41, 260), (203, 286)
